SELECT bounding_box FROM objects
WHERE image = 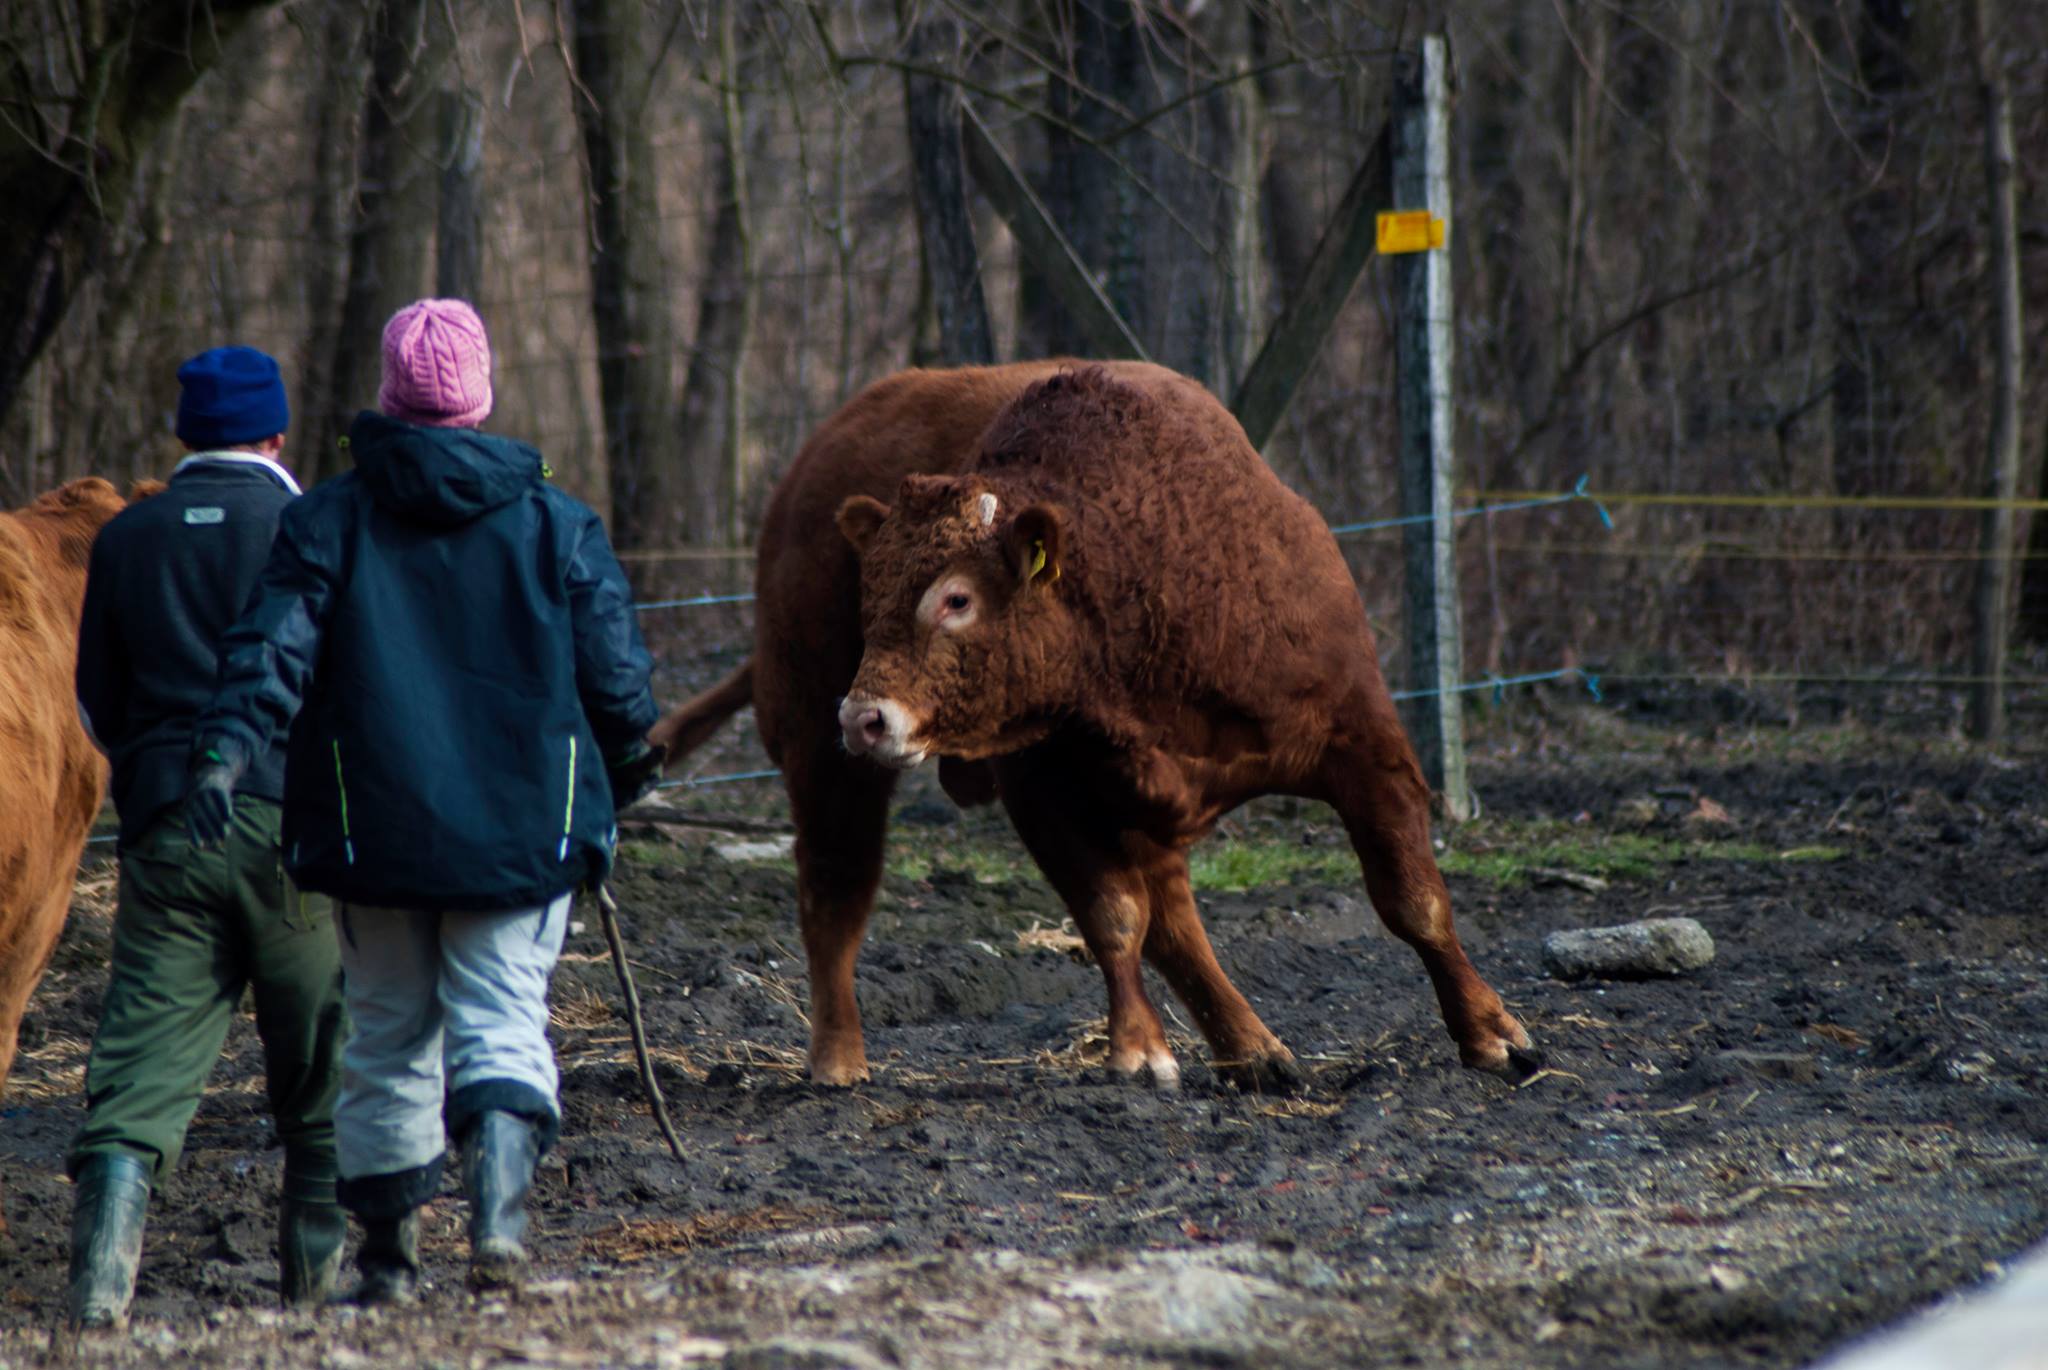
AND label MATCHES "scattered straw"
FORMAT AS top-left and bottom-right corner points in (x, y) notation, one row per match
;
(1034, 1018), (1111, 1072)
(582, 1207), (827, 1264)
(1015, 920), (1091, 963)
(549, 980), (616, 1031)
(1252, 1098), (1341, 1120)
(1513, 1067), (1586, 1091)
